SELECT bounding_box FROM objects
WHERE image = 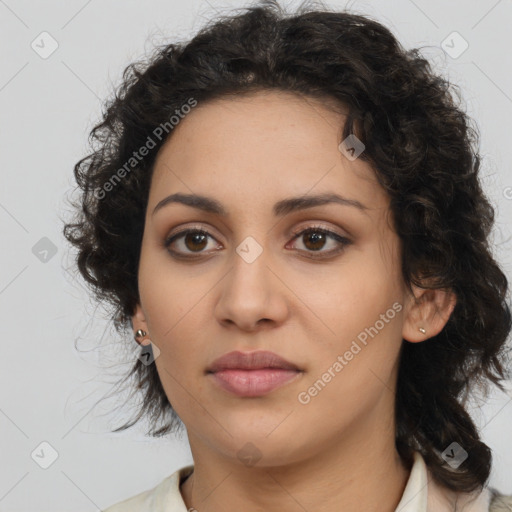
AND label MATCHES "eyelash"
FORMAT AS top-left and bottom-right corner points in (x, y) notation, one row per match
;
(164, 224), (352, 260)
